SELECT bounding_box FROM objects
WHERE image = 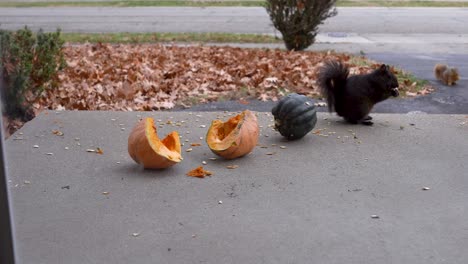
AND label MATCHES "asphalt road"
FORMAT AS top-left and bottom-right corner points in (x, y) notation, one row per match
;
(1, 7), (468, 34)
(1, 6), (467, 53)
